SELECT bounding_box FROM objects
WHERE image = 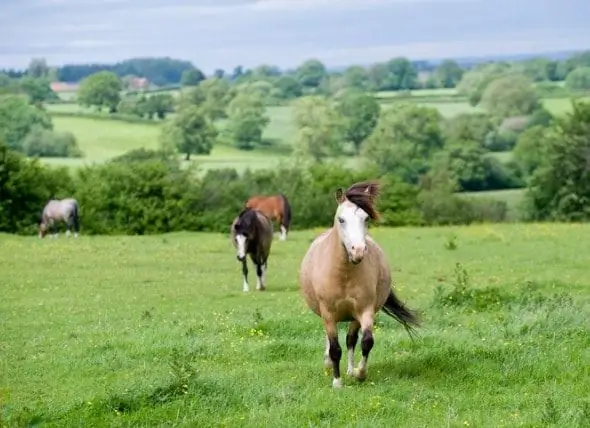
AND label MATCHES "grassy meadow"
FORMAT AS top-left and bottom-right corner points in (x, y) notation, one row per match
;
(2, 223), (590, 426)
